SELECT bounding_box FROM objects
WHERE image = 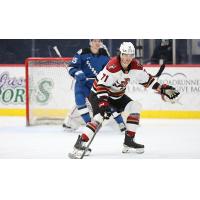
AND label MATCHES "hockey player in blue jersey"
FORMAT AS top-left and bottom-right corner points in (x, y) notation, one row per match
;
(63, 39), (126, 134)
